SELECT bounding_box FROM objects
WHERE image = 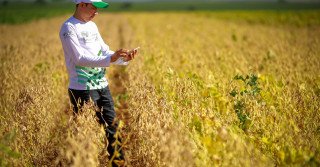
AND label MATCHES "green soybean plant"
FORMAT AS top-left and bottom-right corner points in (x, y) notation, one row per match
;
(229, 74), (262, 132)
